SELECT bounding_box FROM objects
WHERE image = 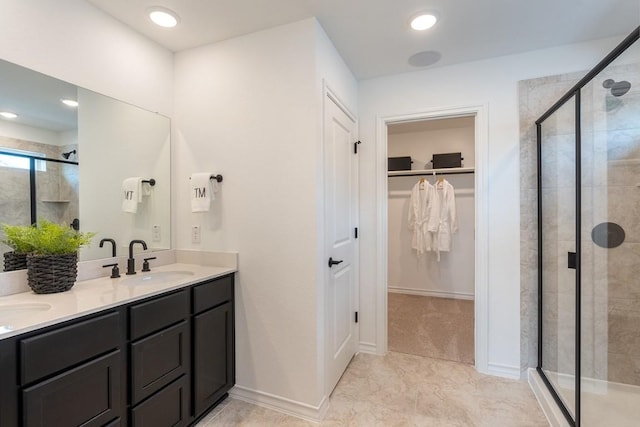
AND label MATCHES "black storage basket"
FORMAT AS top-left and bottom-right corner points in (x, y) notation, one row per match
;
(432, 152), (463, 169)
(388, 156), (412, 171)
